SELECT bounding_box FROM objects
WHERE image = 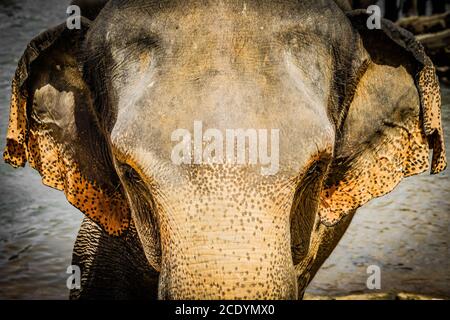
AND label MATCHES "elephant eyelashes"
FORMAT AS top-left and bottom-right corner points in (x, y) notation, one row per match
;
(305, 158), (330, 179)
(290, 156), (330, 265)
(119, 163), (142, 182)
